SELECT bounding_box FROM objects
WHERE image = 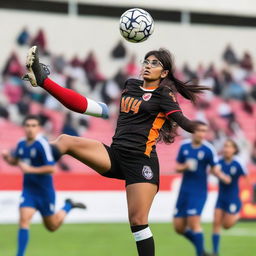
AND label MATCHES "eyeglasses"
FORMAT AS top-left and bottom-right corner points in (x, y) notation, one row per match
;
(141, 59), (163, 68)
